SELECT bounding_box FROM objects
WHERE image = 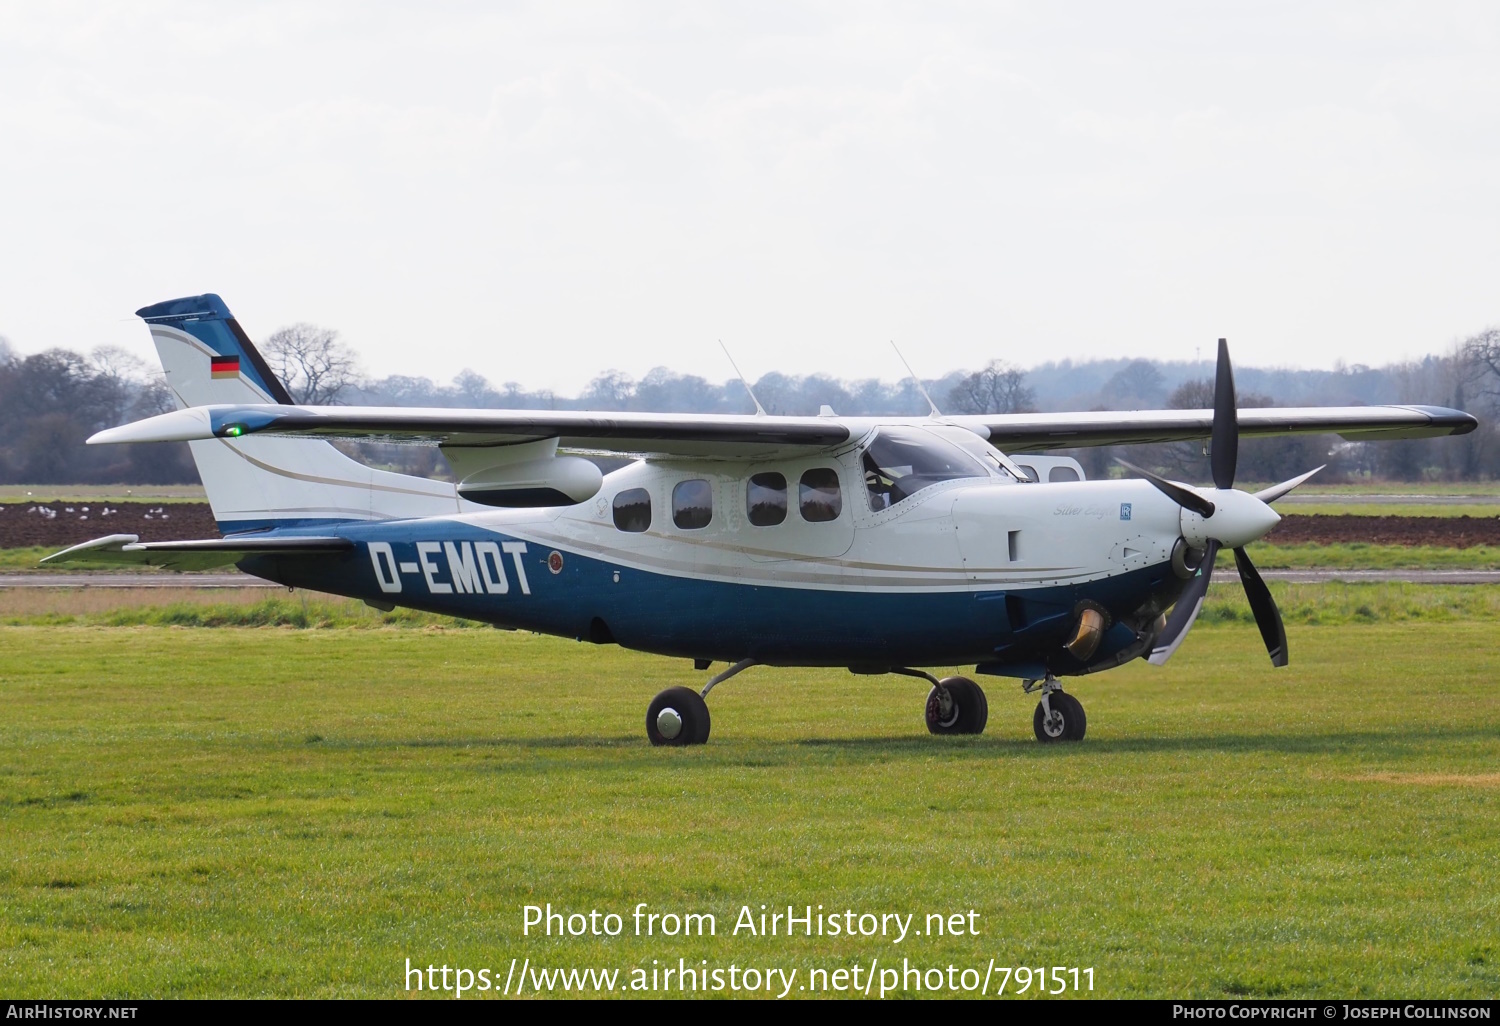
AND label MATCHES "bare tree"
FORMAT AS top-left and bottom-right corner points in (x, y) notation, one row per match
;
(945, 360), (1036, 415)
(0, 336), (14, 366)
(1460, 327), (1500, 408)
(263, 323), (361, 405)
(582, 370), (635, 410)
(89, 345), (148, 385)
